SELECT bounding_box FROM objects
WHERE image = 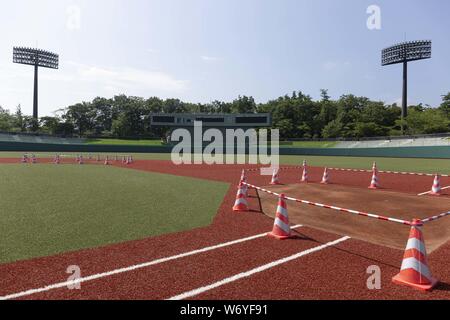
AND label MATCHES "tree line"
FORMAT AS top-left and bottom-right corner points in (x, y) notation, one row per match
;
(0, 90), (449, 139)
